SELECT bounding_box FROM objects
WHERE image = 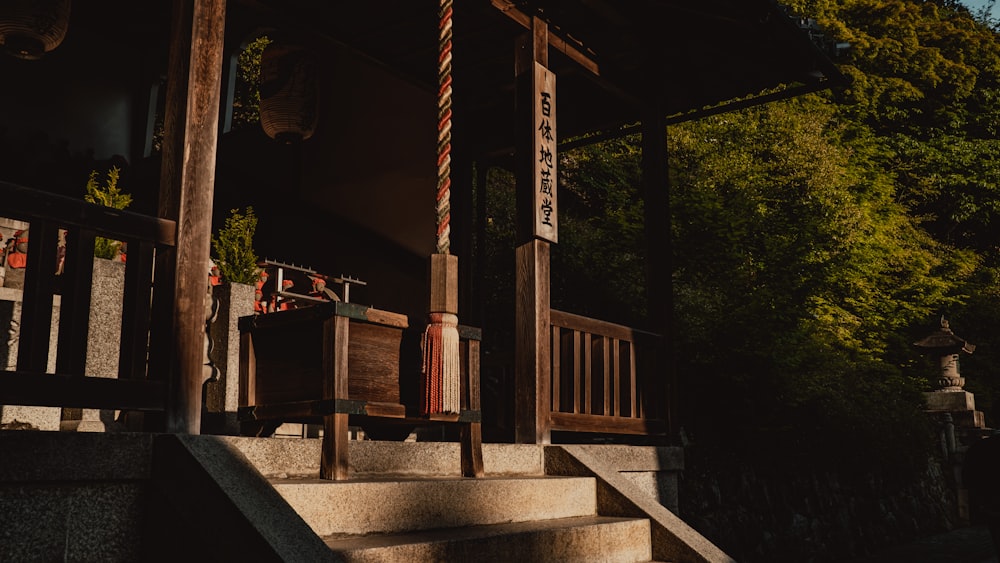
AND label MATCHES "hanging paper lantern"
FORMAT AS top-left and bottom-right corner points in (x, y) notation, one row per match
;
(0, 0), (71, 60)
(259, 43), (319, 143)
